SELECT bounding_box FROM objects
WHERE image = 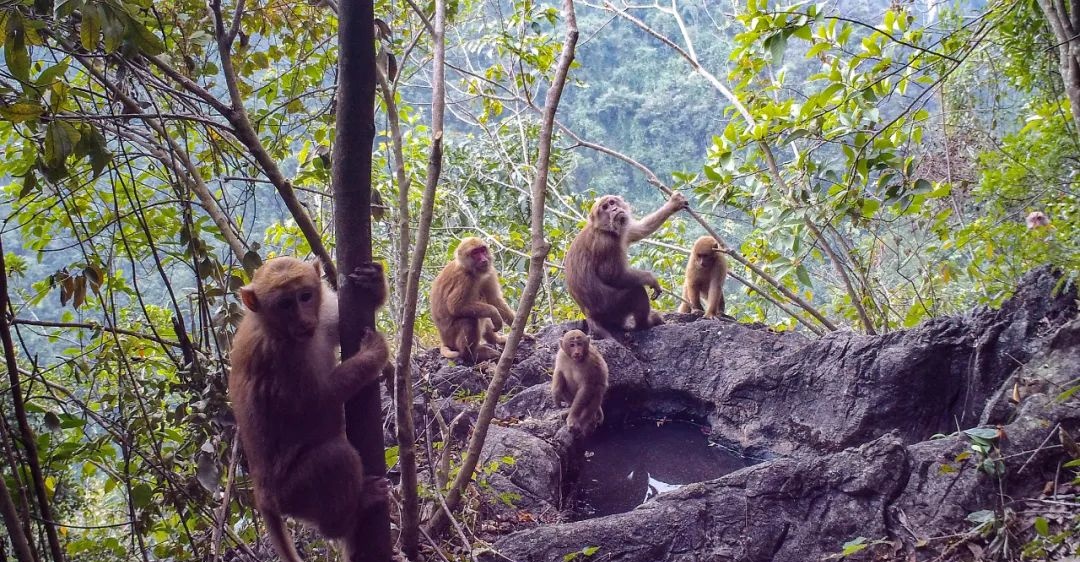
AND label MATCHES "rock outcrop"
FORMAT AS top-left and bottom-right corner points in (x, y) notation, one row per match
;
(418, 269), (1078, 561)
